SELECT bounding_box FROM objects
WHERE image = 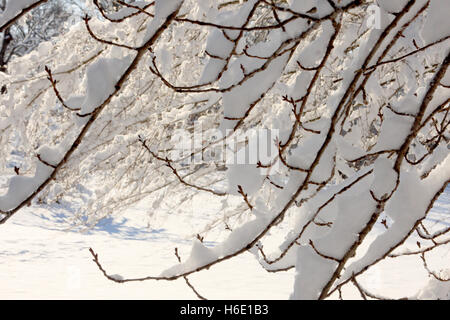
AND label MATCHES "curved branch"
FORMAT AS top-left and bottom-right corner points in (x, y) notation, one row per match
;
(83, 15), (138, 50)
